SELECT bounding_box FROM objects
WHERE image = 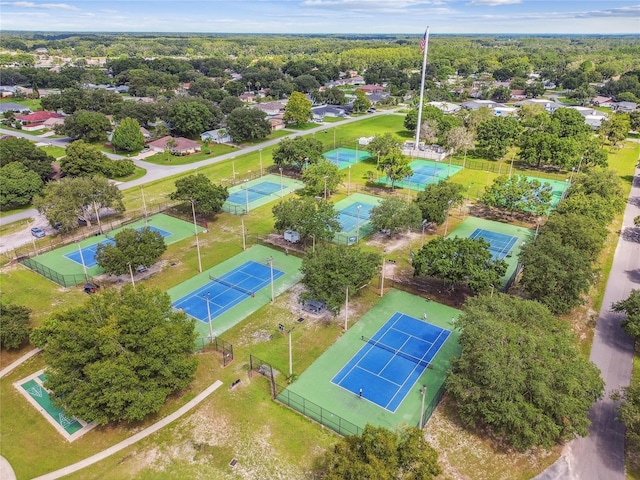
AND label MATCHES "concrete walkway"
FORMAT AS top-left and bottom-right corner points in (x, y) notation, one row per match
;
(30, 380), (223, 480)
(0, 456), (17, 480)
(0, 348), (41, 379)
